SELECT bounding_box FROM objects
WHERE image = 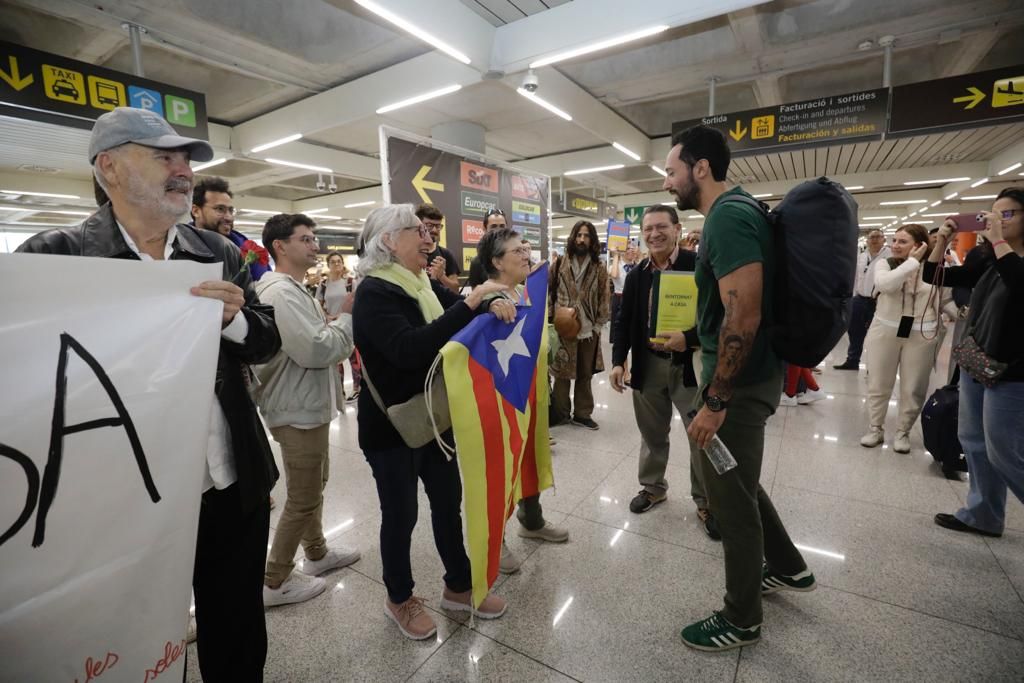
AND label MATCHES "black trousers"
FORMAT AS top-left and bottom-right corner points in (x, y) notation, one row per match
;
(609, 293), (623, 344)
(192, 484), (271, 682)
(363, 439), (472, 604)
(844, 295), (876, 364)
